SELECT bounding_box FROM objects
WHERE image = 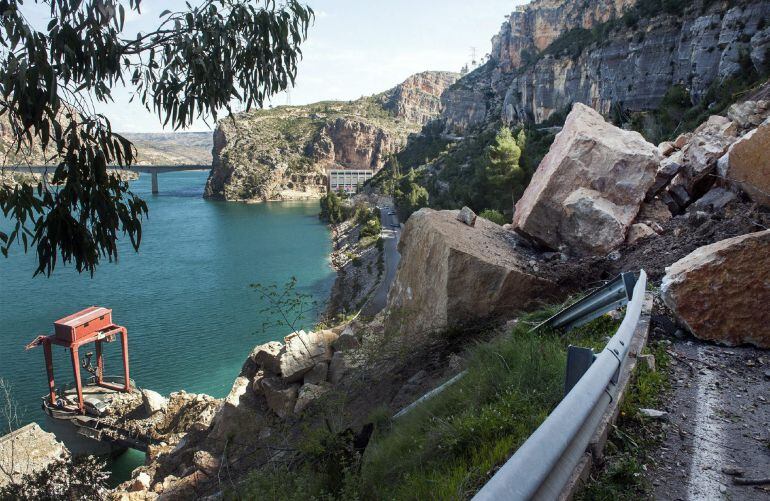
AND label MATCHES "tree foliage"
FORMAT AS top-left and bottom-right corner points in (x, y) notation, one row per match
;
(0, 0), (313, 275)
(359, 216), (381, 239)
(0, 456), (109, 500)
(394, 169), (428, 220)
(481, 126), (525, 213)
(319, 190), (346, 224)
